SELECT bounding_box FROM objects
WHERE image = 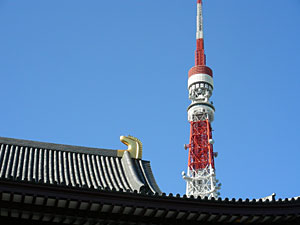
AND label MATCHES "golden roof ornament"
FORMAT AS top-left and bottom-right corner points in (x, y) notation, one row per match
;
(117, 135), (143, 159)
